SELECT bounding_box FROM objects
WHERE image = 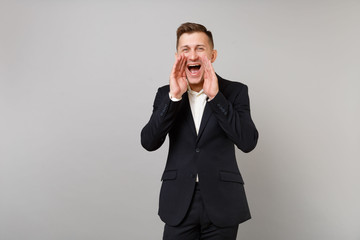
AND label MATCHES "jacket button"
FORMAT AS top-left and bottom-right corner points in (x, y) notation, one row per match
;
(195, 148), (200, 153)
